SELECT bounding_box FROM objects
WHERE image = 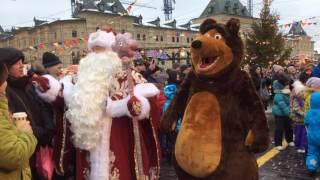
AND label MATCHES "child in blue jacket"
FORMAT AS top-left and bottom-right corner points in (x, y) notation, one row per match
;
(272, 75), (294, 151)
(161, 84), (181, 162)
(305, 92), (320, 175)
